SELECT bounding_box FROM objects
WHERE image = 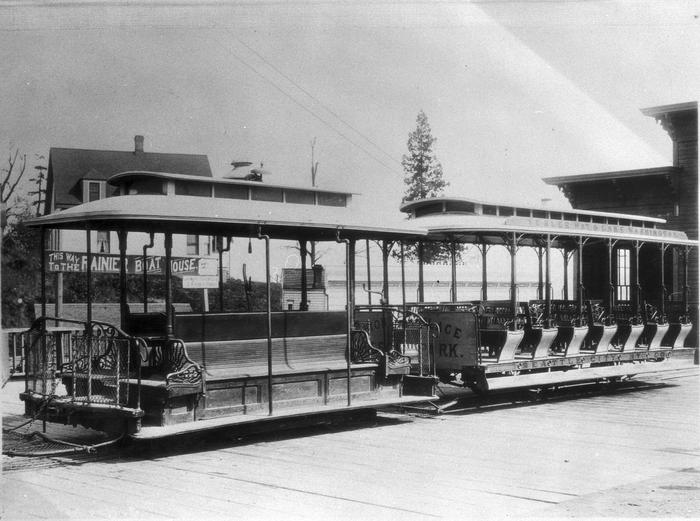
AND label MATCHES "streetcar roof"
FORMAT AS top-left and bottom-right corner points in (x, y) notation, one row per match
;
(406, 212), (695, 246)
(400, 196), (667, 224)
(28, 194), (426, 241)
